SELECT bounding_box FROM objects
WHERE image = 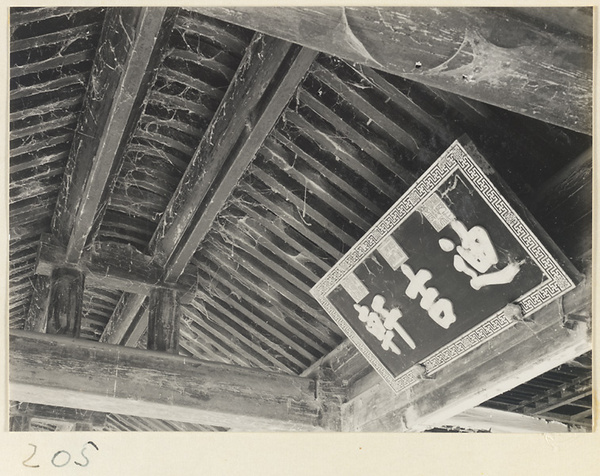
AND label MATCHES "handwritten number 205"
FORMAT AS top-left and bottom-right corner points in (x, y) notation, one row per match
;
(23, 441), (99, 468)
